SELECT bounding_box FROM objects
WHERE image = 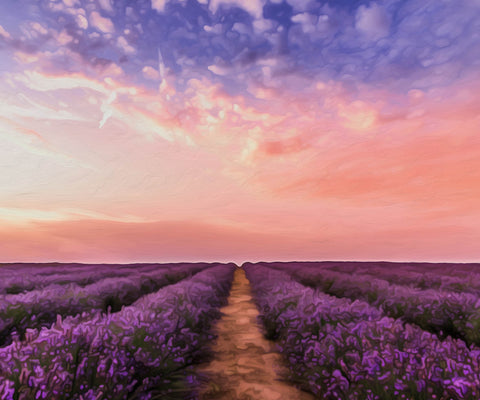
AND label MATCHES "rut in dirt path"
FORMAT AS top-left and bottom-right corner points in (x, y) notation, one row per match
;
(196, 268), (314, 400)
